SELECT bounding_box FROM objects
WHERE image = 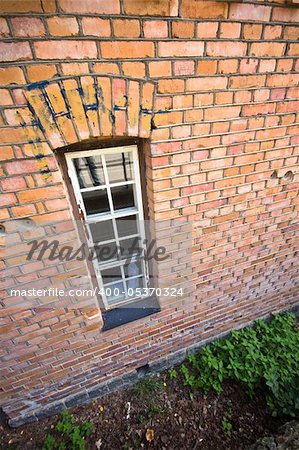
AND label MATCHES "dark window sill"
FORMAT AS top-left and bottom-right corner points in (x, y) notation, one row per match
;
(102, 296), (160, 331)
